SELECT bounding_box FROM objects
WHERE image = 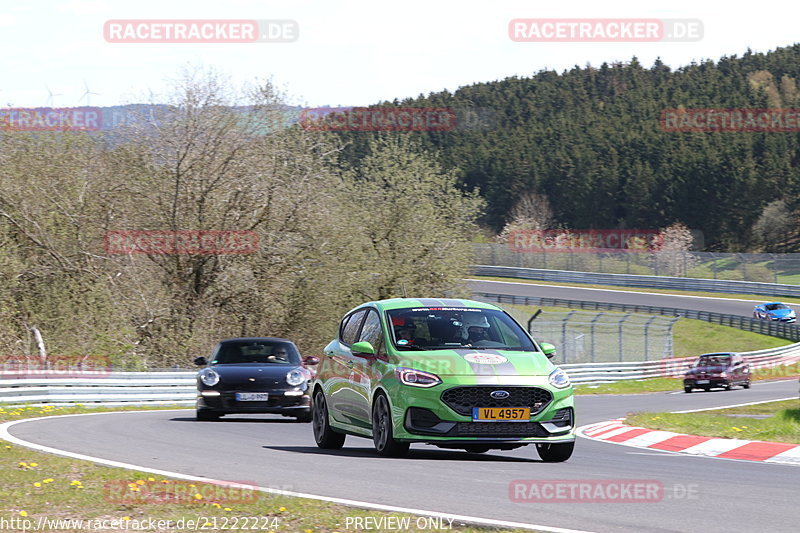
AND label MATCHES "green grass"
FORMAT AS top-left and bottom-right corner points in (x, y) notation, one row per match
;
(471, 275), (800, 305)
(574, 378), (681, 395)
(0, 405), (524, 533)
(500, 301), (792, 358)
(626, 399), (800, 444)
(672, 318), (792, 357)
